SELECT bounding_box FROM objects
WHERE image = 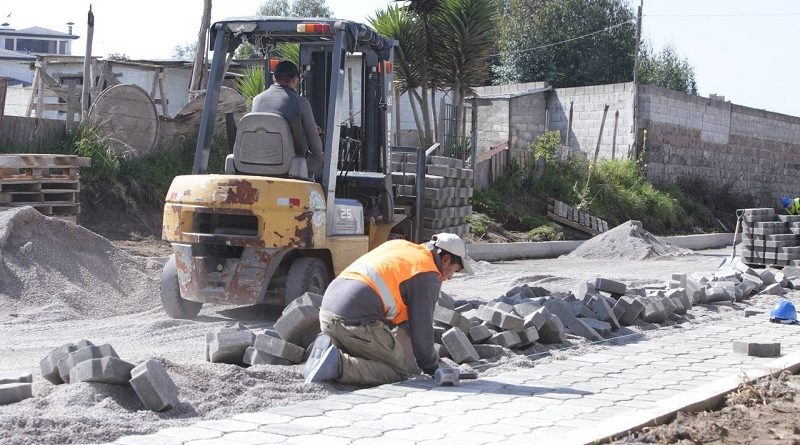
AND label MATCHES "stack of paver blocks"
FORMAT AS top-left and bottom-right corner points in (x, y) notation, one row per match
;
(740, 208), (800, 267)
(38, 340), (179, 411)
(0, 371), (33, 406)
(391, 153), (473, 239)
